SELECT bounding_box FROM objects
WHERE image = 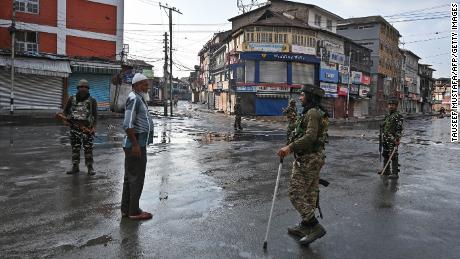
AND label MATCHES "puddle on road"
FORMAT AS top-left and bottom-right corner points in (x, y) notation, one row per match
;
(190, 131), (285, 143)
